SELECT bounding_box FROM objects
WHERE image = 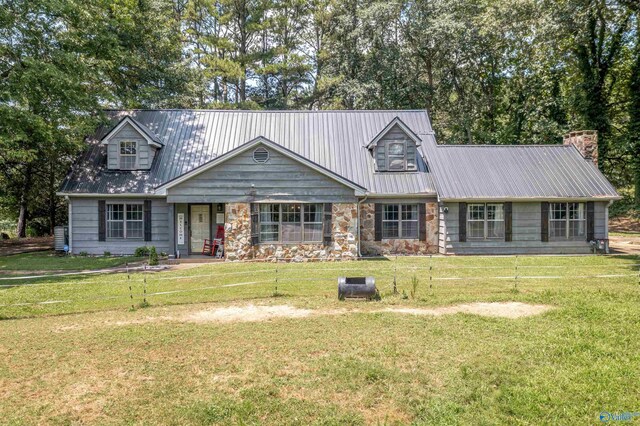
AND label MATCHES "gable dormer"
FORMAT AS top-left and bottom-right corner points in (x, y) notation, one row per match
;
(100, 116), (163, 170)
(367, 117), (421, 172)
